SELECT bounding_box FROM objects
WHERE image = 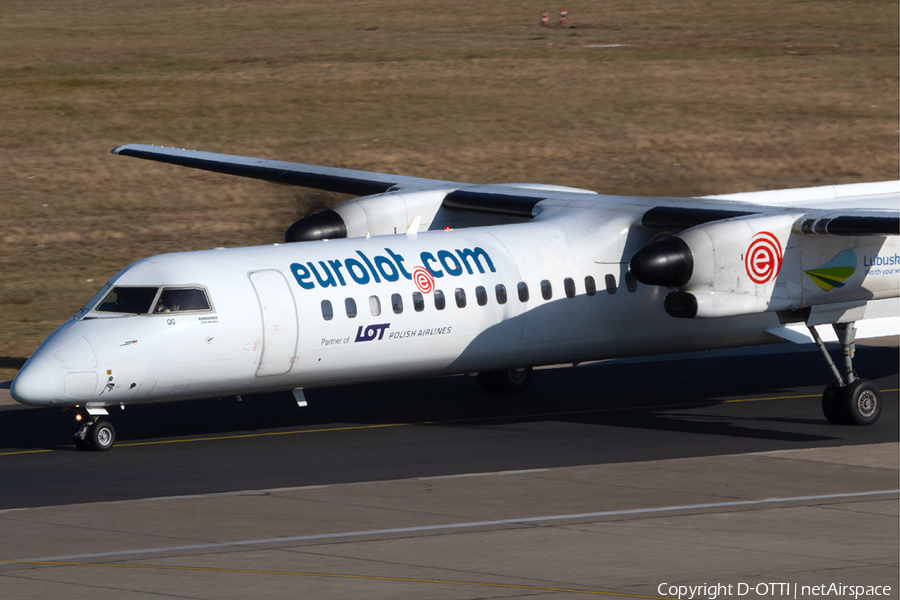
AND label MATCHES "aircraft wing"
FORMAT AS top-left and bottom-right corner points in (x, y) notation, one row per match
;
(114, 144), (899, 227)
(112, 144), (457, 196)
